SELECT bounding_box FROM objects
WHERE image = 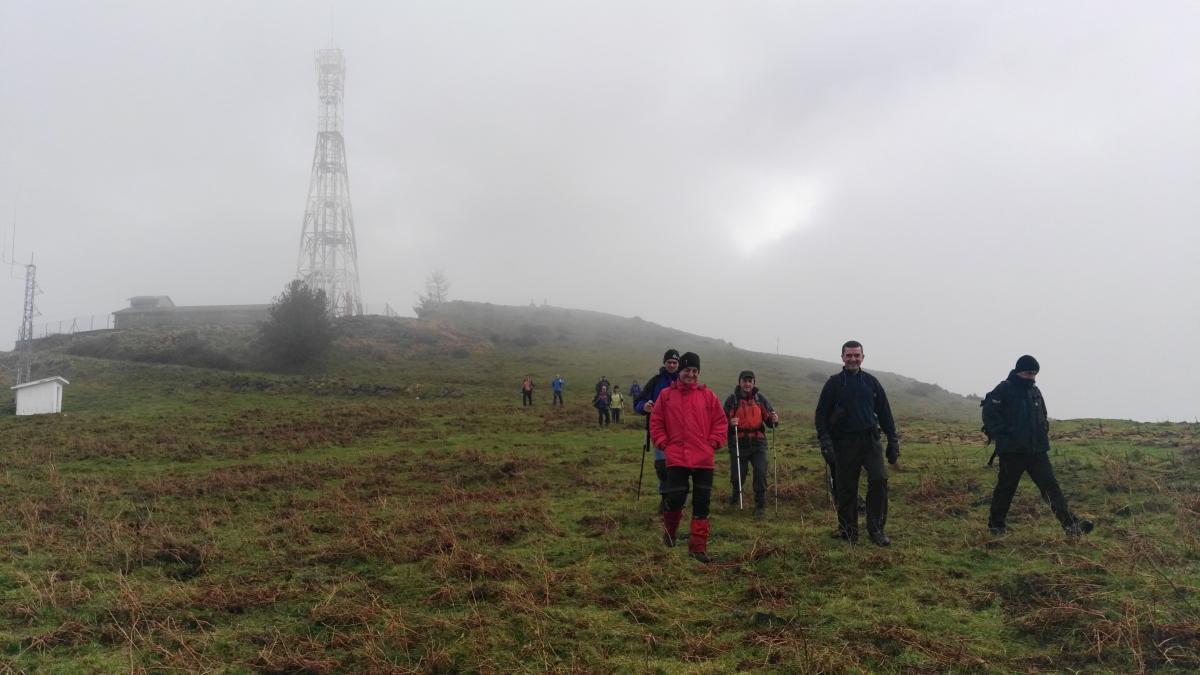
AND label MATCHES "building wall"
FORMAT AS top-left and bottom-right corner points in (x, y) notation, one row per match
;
(114, 306), (270, 330)
(16, 382), (63, 415)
